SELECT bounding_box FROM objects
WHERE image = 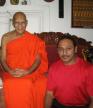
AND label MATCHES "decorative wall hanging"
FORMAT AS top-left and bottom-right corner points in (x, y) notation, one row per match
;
(10, 0), (19, 5)
(21, 0), (27, 5)
(0, 0), (6, 6)
(44, 0), (54, 2)
(72, 0), (93, 28)
(59, 0), (64, 18)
